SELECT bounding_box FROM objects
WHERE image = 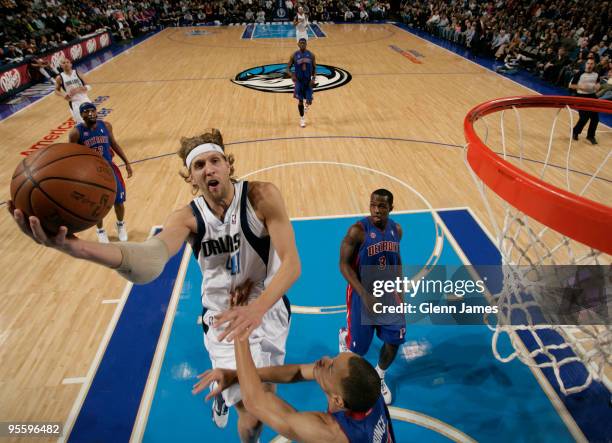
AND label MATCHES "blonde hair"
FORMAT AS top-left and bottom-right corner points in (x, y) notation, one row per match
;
(177, 128), (236, 194)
